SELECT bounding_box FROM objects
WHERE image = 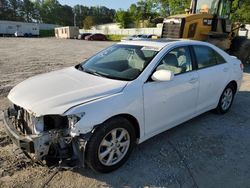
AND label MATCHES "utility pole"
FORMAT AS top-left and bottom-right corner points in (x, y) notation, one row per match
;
(74, 12), (76, 27)
(73, 7), (76, 27)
